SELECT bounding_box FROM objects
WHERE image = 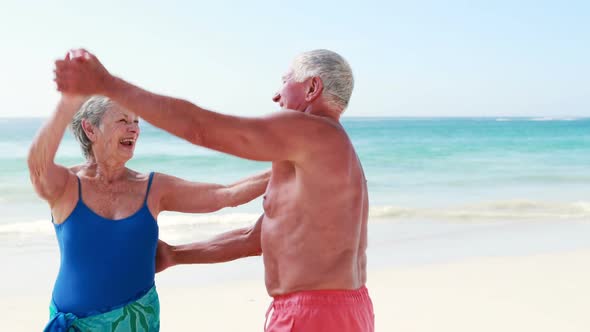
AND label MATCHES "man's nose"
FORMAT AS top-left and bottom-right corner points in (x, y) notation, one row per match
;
(272, 92), (280, 103)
